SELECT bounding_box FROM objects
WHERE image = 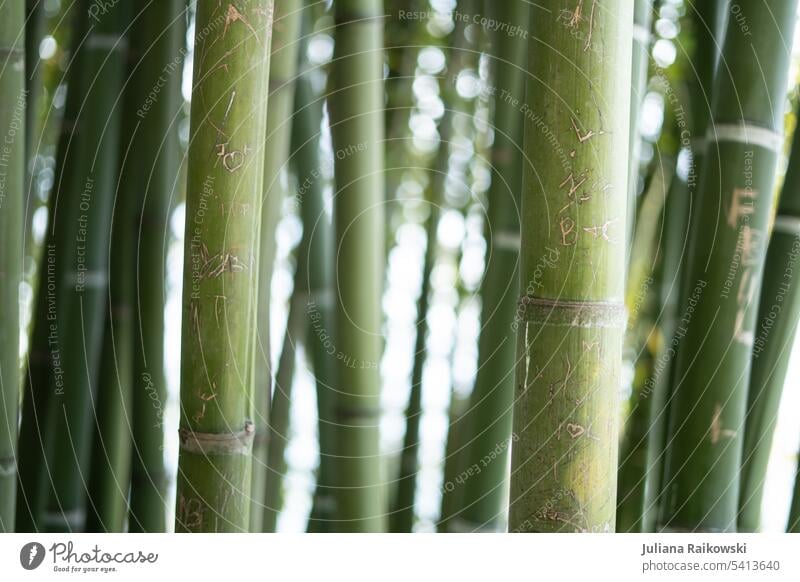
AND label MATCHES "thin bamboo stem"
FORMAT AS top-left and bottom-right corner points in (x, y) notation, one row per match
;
(328, 0), (386, 532)
(626, 0), (654, 257)
(789, 458), (800, 532)
(452, 0), (528, 533)
(127, 0), (186, 533)
(646, 0), (728, 530)
(15, 2), (87, 532)
(737, 111), (800, 532)
(251, 0), (302, 532)
(261, 279), (304, 532)
(293, 68), (338, 533)
(42, 1), (129, 532)
(0, 0), (25, 533)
